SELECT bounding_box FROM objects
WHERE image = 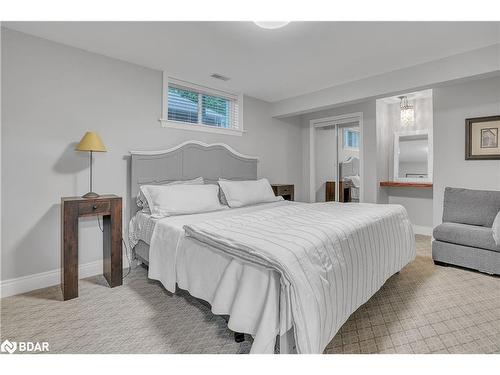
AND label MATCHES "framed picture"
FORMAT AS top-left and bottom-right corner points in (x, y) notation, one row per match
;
(465, 115), (500, 160)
